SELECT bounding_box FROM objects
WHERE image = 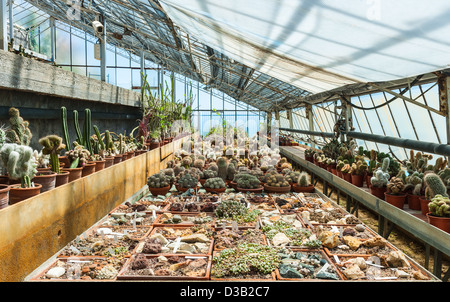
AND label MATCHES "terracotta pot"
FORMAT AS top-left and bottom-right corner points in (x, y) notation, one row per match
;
(150, 141), (160, 150)
(419, 197), (431, 216)
(292, 183), (315, 193)
(0, 184), (10, 209)
(0, 175), (9, 184)
(264, 184), (291, 193)
(127, 151), (135, 159)
(343, 172), (352, 183)
(62, 167), (83, 182)
(426, 213), (450, 233)
(94, 160), (106, 172)
(59, 156), (70, 167)
(407, 194), (422, 211)
(148, 185), (171, 196)
(32, 171), (57, 193)
(351, 174), (364, 187)
(122, 153), (130, 160)
(229, 181), (238, 190)
(366, 173), (373, 188)
(104, 156), (114, 168)
(113, 155), (123, 164)
(371, 186), (386, 200)
(82, 162), (96, 177)
(135, 150), (147, 156)
(37, 167), (51, 172)
(204, 187), (226, 194)
(337, 171), (343, 178)
(55, 171), (70, 187)
(9, 183), (42, 205)
(175, 184), (199, 192)
(199, 179), (207, 186)
(235, 186), (264, 193)
(331, 168), (337, 176)
(384, 192), (406, 209)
